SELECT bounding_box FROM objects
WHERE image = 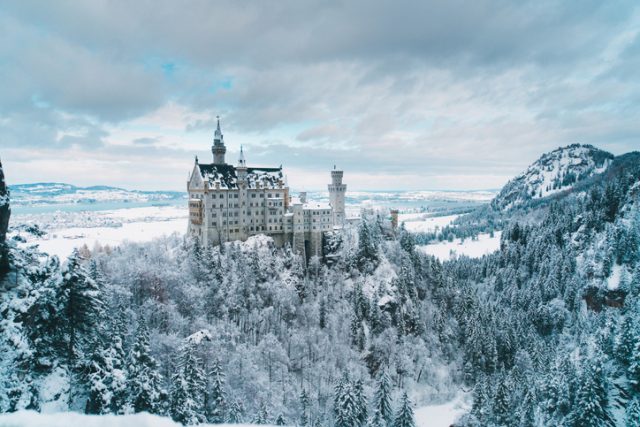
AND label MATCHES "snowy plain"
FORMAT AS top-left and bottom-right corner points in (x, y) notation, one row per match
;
(399, 214), (459, 233)
(10, 205), (187, 260)
(417, 232), (502, 261)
